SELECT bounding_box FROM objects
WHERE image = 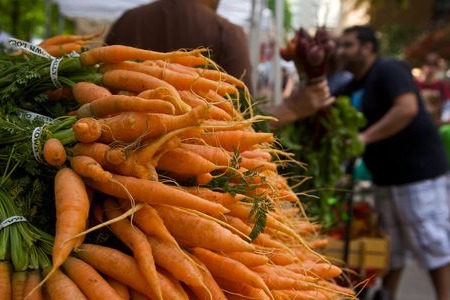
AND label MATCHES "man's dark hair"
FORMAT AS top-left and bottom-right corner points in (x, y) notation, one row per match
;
(343, 25), (379, 54)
